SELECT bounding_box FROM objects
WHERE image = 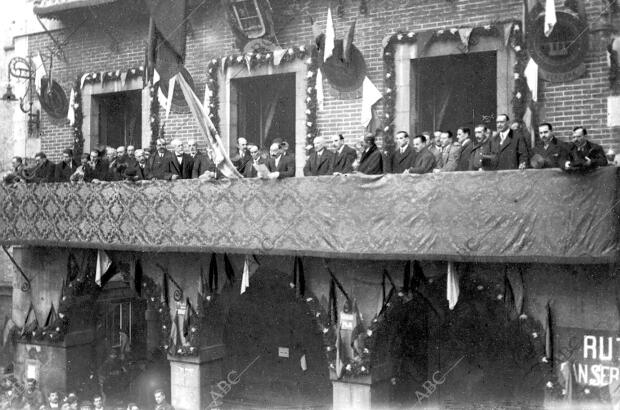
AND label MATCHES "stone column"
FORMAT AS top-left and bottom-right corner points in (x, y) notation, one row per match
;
(168, 344), (224, 410)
